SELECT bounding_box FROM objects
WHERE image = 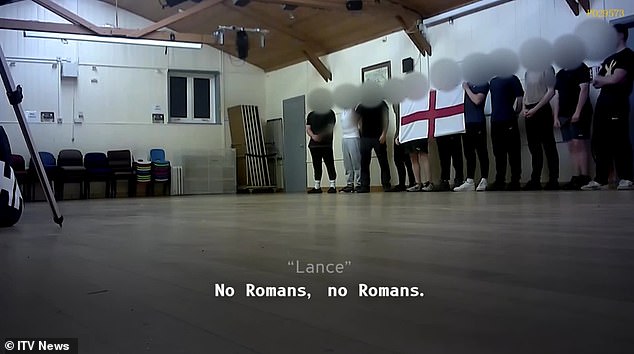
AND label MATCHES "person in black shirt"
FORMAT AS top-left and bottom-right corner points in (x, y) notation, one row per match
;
(454, 82), (490, 192)
(553, 63), (593, 190)
(436, 134), (464, 191)
(387, 104), (415, 192)
(582, 24), (634, 191)
(0, 126), (23, 227)
(306, 110), (337, 193)
(489, 75), (524, 191)
(355, 101), (391, 192)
